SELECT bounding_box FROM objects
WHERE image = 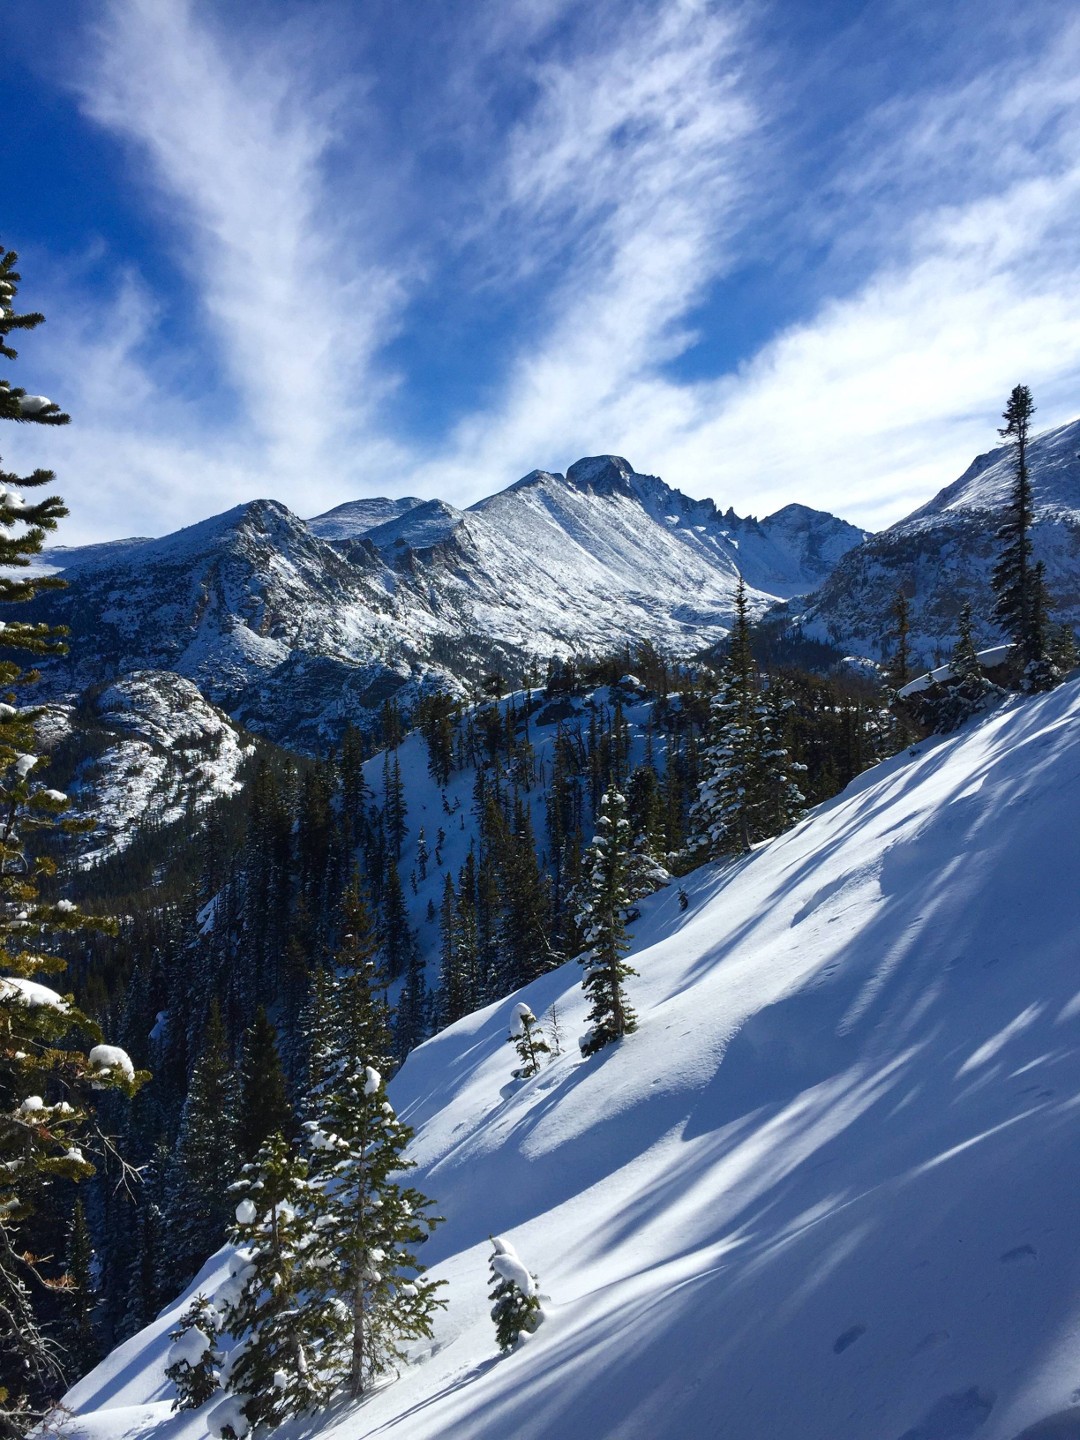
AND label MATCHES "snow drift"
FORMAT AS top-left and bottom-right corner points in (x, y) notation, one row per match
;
(67, 678), (1080, 1440)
